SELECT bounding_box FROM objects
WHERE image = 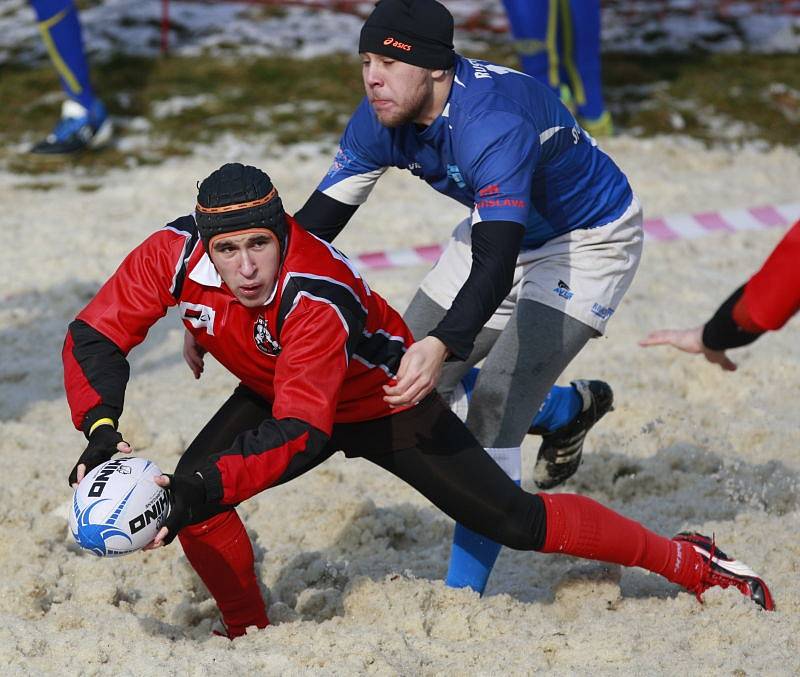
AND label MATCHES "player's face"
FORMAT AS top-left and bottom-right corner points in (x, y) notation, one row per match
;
(361, 52), (433, 127)
(209, 229), (280, 307)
